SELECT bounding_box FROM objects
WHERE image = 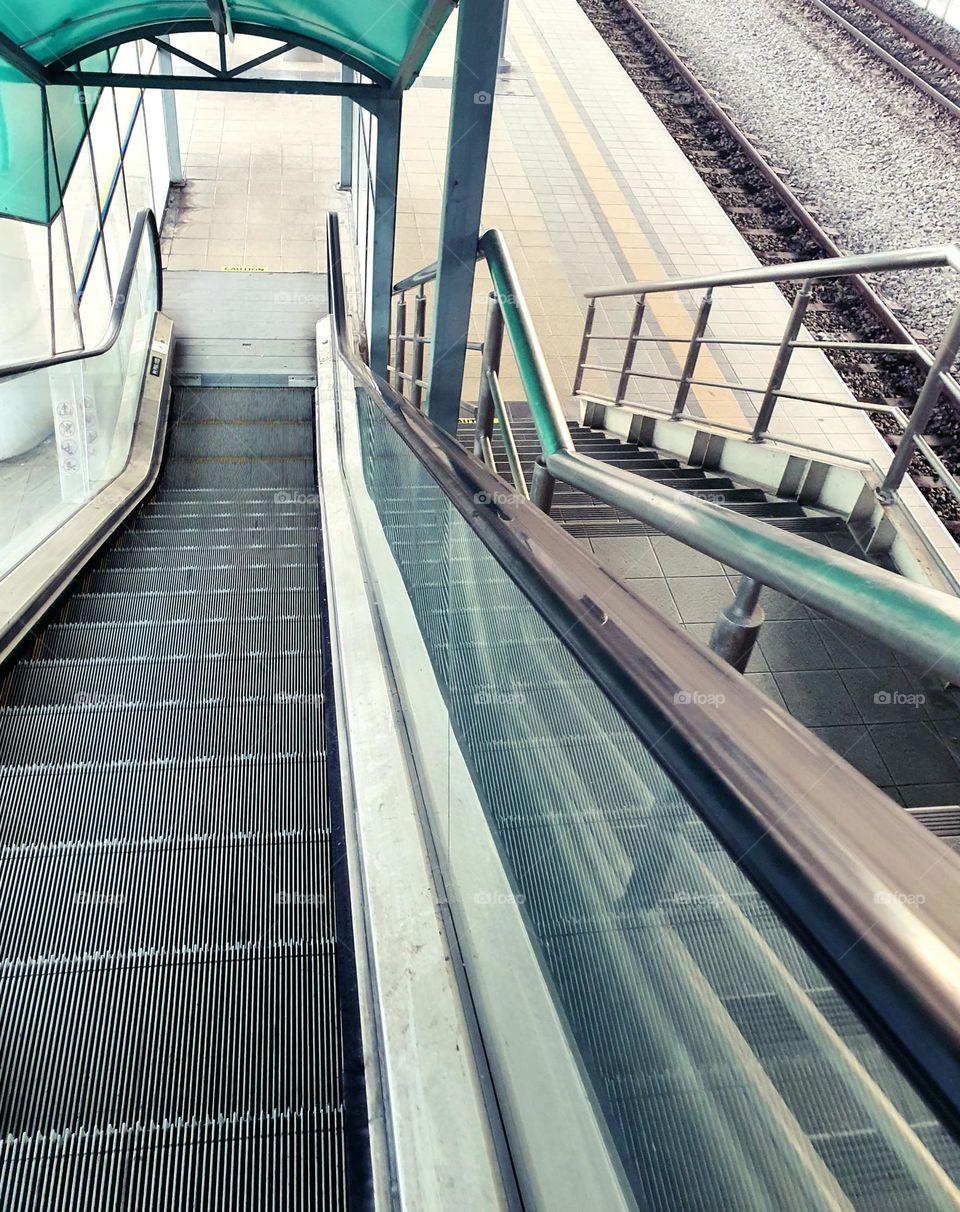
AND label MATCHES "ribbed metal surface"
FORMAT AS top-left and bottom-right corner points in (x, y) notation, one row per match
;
(370, 394), (960, 1208)
(0, 387), (358, 1209)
